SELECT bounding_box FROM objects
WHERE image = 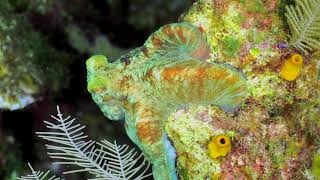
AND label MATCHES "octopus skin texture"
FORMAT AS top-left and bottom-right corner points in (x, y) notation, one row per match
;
(86, 22), (248, 180)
